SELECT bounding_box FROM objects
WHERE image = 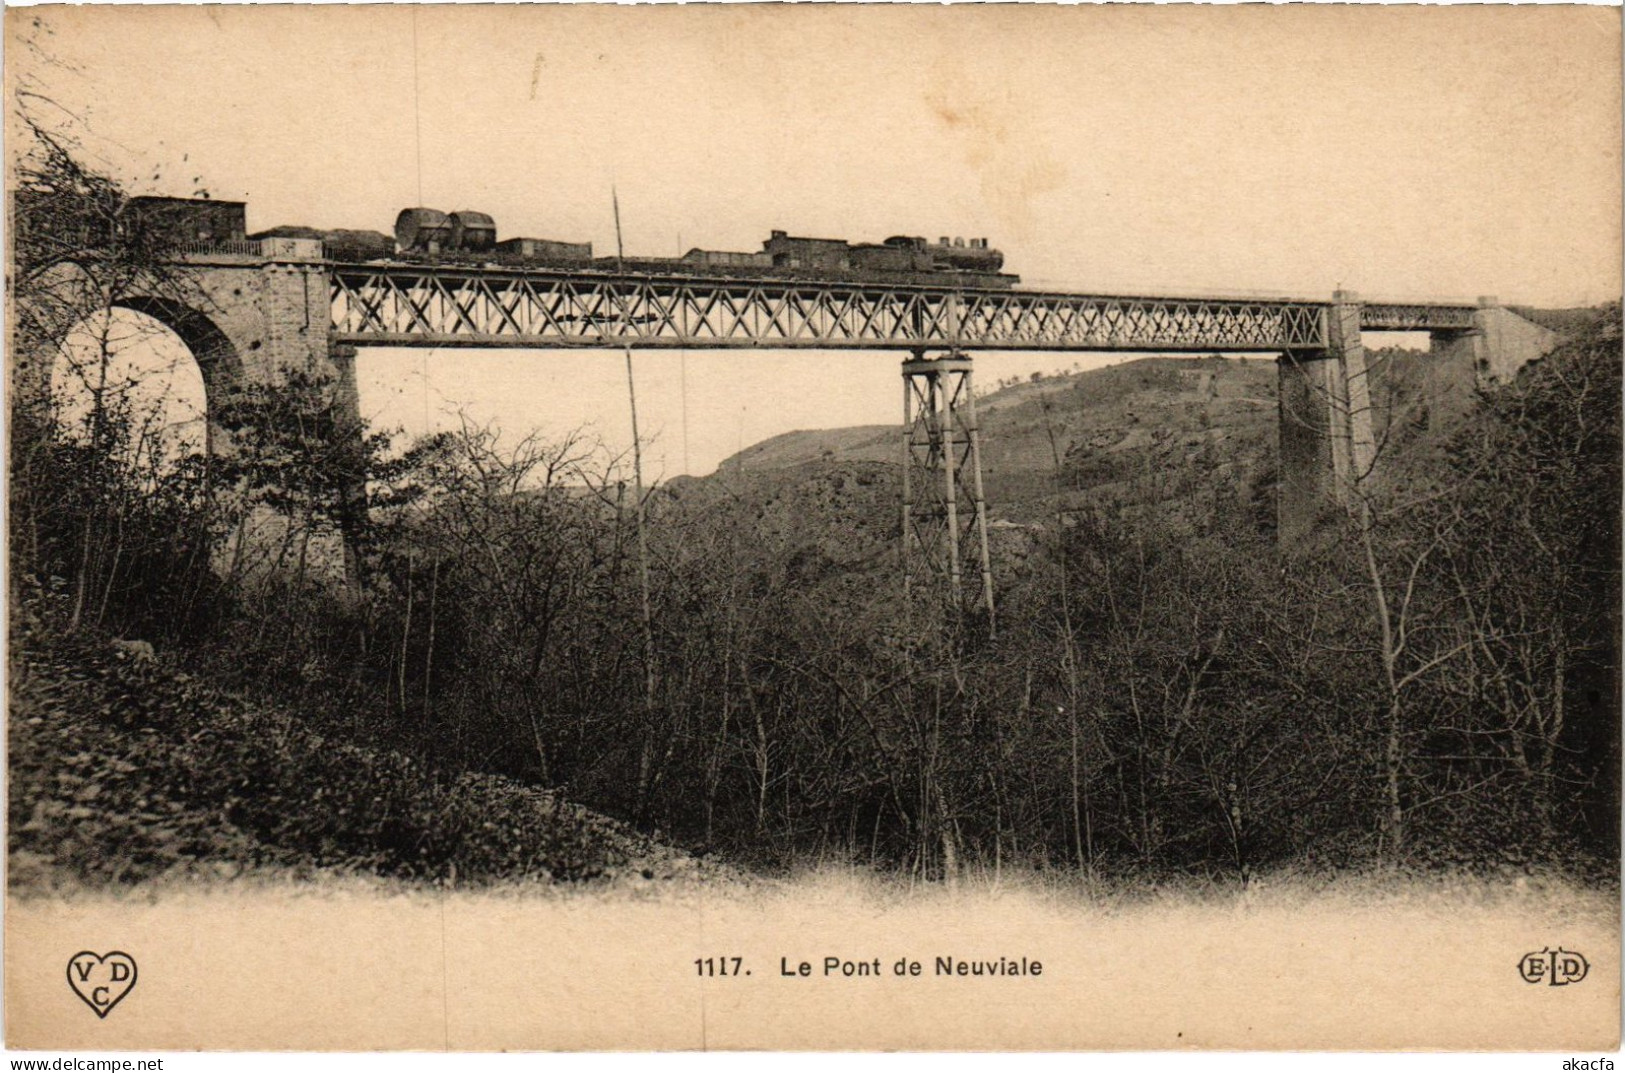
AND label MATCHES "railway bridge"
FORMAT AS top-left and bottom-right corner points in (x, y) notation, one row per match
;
(13, 231), (1561, 620)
